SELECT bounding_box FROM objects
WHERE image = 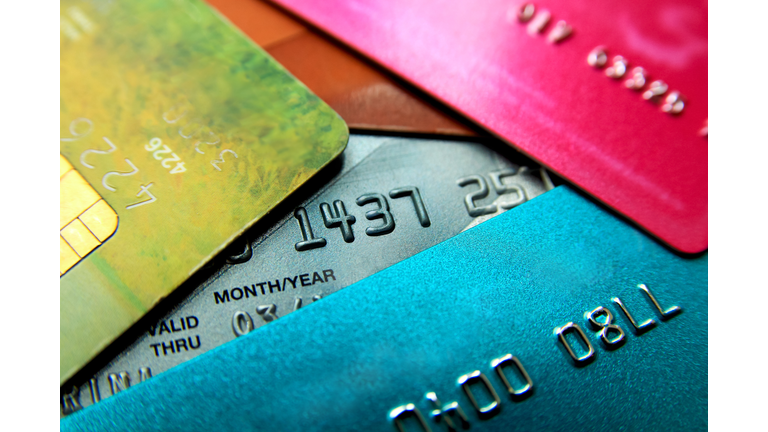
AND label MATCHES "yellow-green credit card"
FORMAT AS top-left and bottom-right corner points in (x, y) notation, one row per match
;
(60, 0), (348, 384)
